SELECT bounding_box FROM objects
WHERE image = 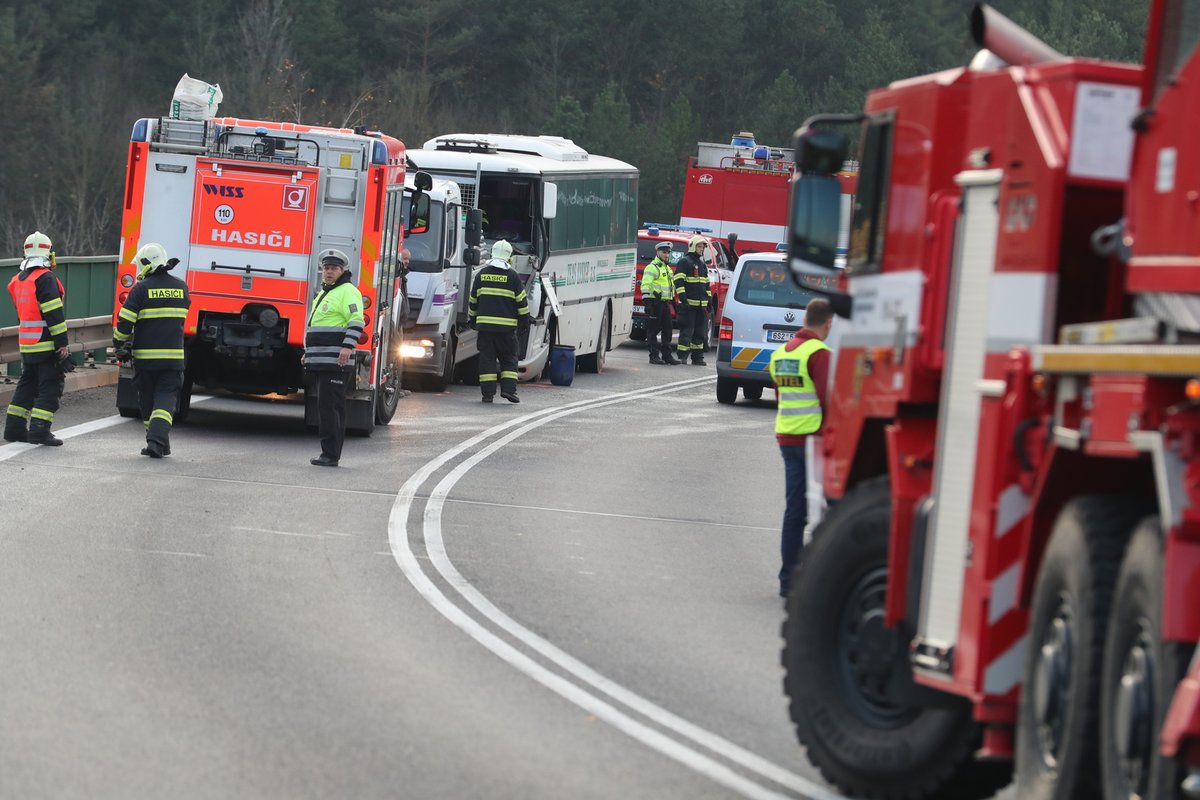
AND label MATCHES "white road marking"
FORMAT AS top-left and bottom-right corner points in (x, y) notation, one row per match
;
(389, 376), (848, 800)
(108, 547), (209, 558)
(0, 395), (216, 463)
(447, 496), (776, 532)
